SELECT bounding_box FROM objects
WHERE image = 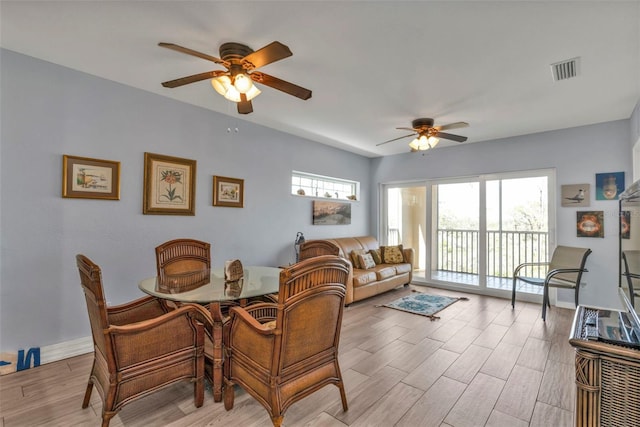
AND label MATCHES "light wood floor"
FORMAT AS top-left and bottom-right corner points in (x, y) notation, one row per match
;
(0, 285), (576, 426)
